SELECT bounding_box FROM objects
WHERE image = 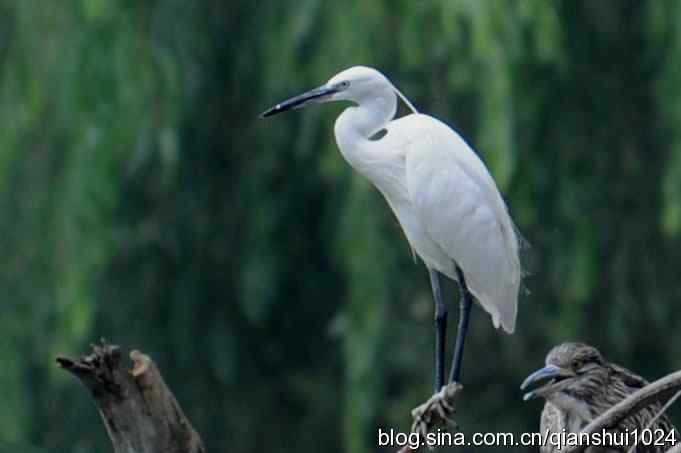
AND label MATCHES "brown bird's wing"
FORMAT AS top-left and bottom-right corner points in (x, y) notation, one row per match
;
(610, 363), (648, 389)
